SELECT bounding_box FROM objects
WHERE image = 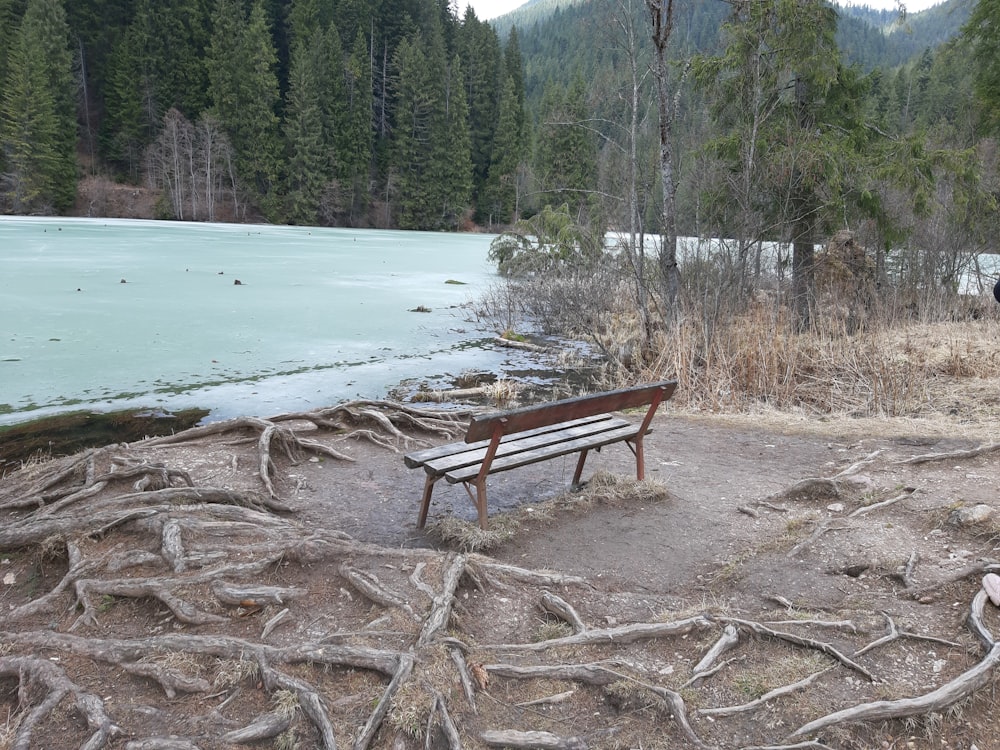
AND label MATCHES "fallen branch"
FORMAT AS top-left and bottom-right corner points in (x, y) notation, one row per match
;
(516, 689), (575, 707)
(485, 661), (623, 686)
(691, 623), (740, 675)
(855, 612), (962, 657)
(417, 553), (467, 647)
(832, 450), (882, 478)
(339, 563), (418, 621)
(448, 643), (479, 712)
